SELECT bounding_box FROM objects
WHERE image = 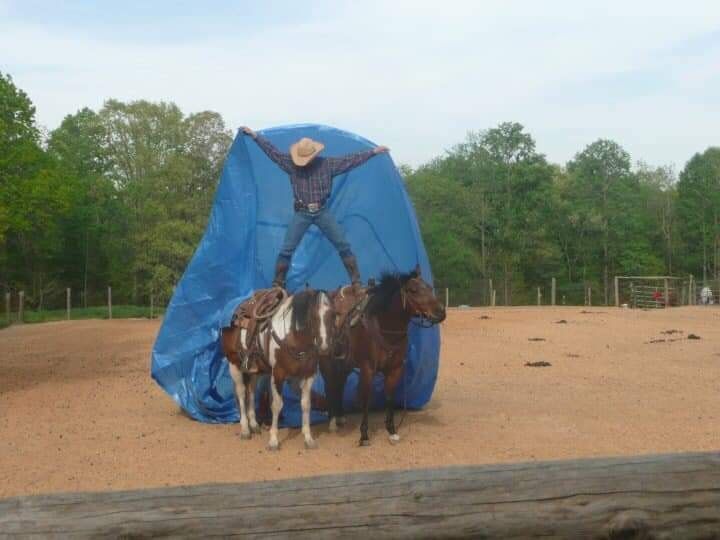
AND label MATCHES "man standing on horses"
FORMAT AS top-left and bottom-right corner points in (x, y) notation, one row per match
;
(241, 127), (389, 289)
